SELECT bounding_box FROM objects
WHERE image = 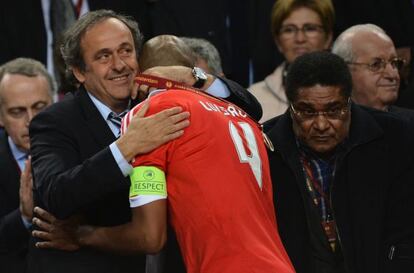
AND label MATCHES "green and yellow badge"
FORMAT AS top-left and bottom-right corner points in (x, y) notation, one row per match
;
(129, 166), (167, 198)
